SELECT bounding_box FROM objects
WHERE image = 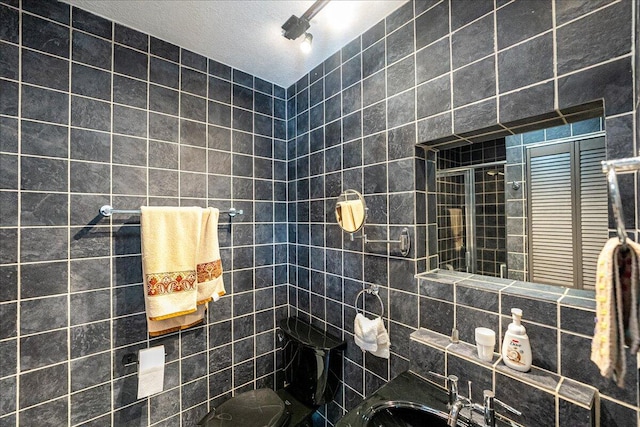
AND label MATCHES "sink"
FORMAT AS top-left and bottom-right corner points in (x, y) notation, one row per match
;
(336, 371), (454, 427)
(363, 401), (450, 427)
